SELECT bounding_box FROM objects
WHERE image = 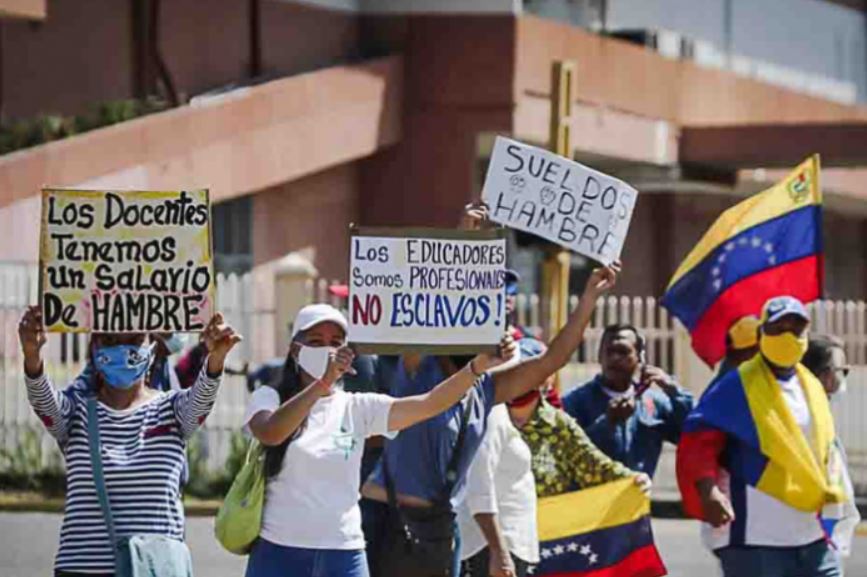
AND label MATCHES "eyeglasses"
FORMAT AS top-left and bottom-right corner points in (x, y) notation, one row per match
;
(831, 366), (851, 378)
